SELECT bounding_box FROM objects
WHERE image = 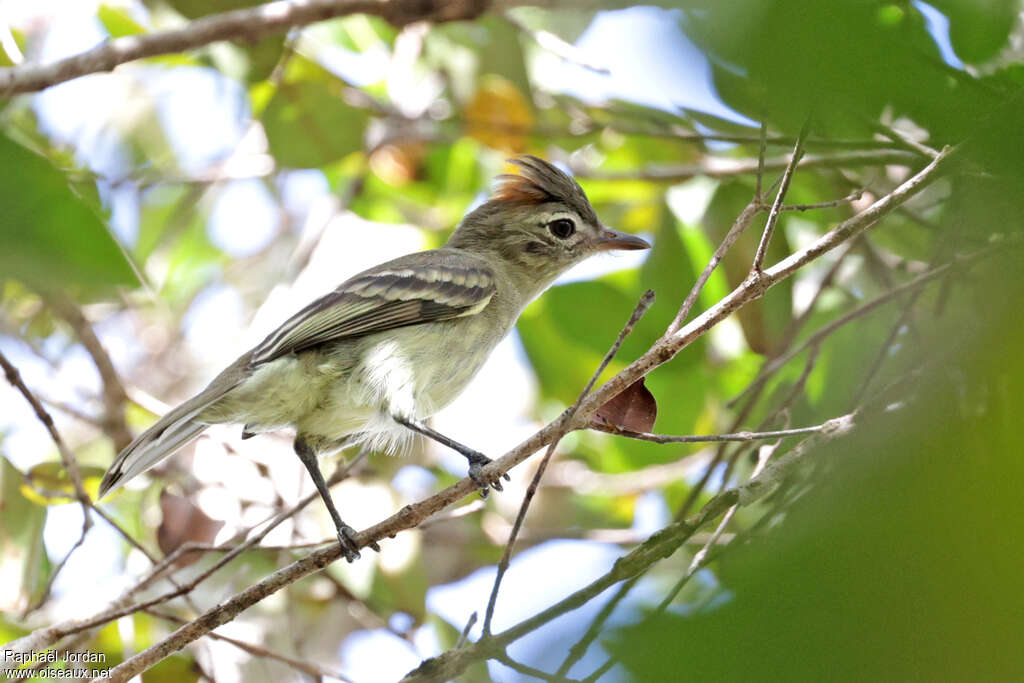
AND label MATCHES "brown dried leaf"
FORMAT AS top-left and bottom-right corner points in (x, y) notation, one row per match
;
(157, 490), (223, 568)
(593, 378), (658, 433)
